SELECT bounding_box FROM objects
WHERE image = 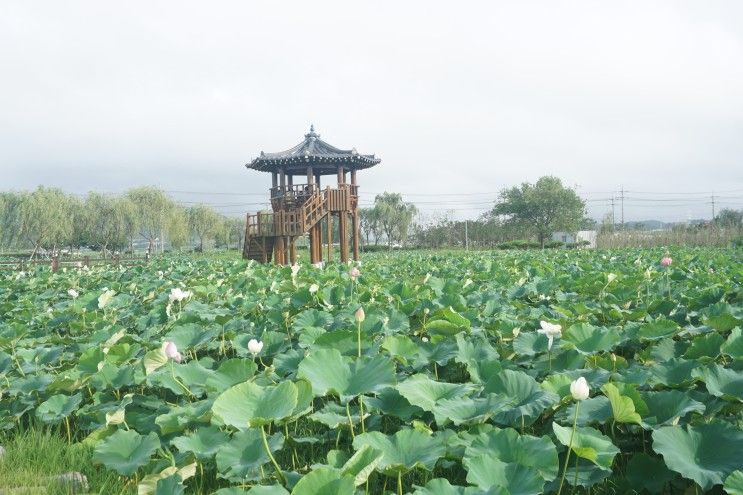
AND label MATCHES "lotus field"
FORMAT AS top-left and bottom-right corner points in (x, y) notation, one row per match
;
(1, 248), (743, 494)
